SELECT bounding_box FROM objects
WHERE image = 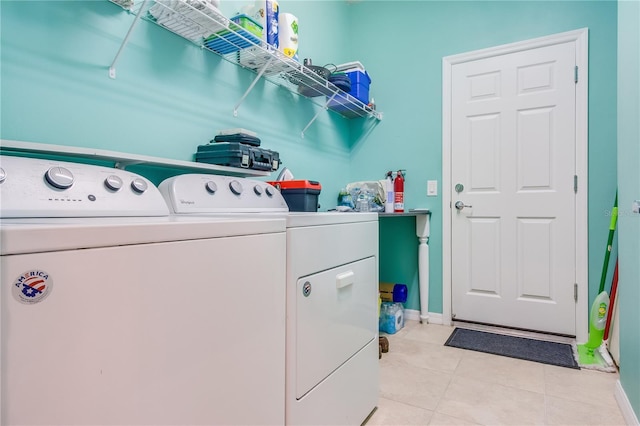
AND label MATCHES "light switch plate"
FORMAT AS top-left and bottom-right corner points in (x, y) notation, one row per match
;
(633, 200), (640, 213)
(427, 180), (437, 196)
